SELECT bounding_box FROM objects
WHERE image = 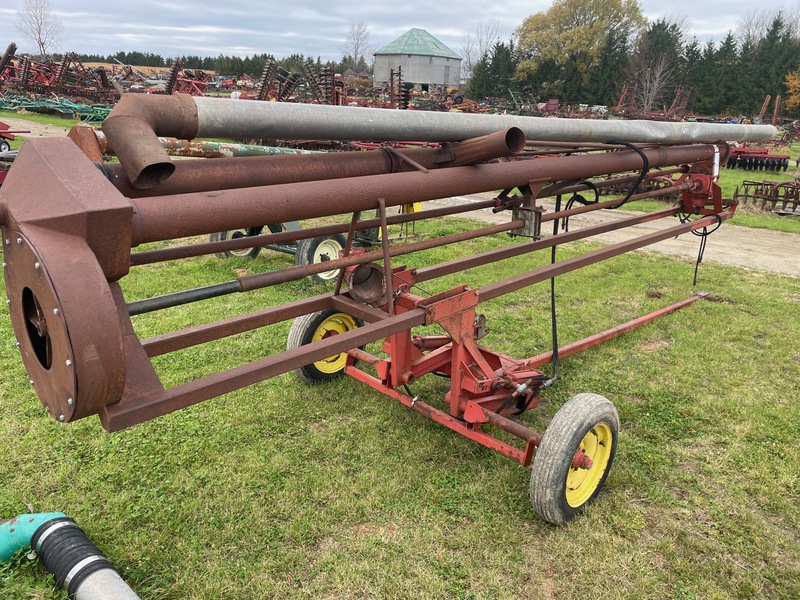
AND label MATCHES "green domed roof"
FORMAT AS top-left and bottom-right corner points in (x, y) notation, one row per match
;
(375, 28), (461, 59)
